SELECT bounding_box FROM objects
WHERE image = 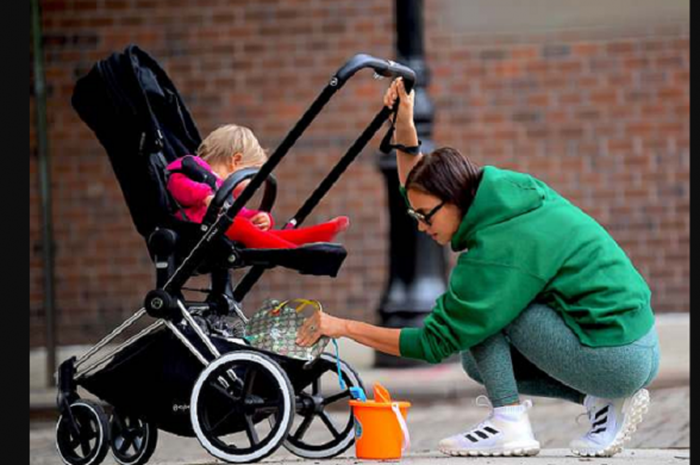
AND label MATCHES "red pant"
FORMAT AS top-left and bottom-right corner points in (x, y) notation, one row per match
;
(225, 216), (349, 249)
